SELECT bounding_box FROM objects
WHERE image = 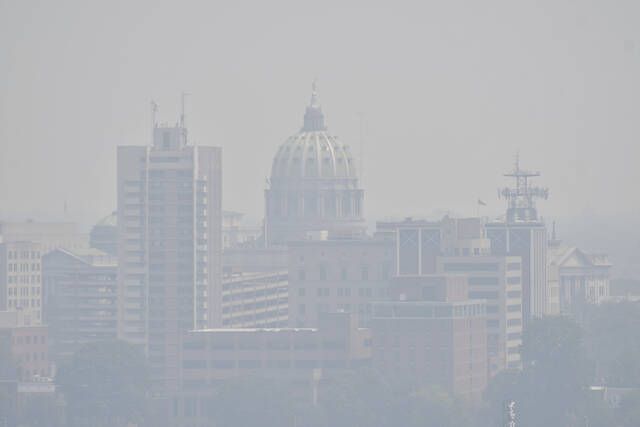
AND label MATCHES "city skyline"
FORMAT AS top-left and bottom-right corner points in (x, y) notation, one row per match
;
(1, 2), (639, 426)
